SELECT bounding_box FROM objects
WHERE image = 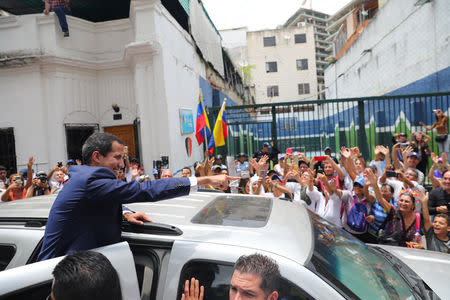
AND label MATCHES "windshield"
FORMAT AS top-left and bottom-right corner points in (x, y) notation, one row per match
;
(307, 211), (417, 300)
